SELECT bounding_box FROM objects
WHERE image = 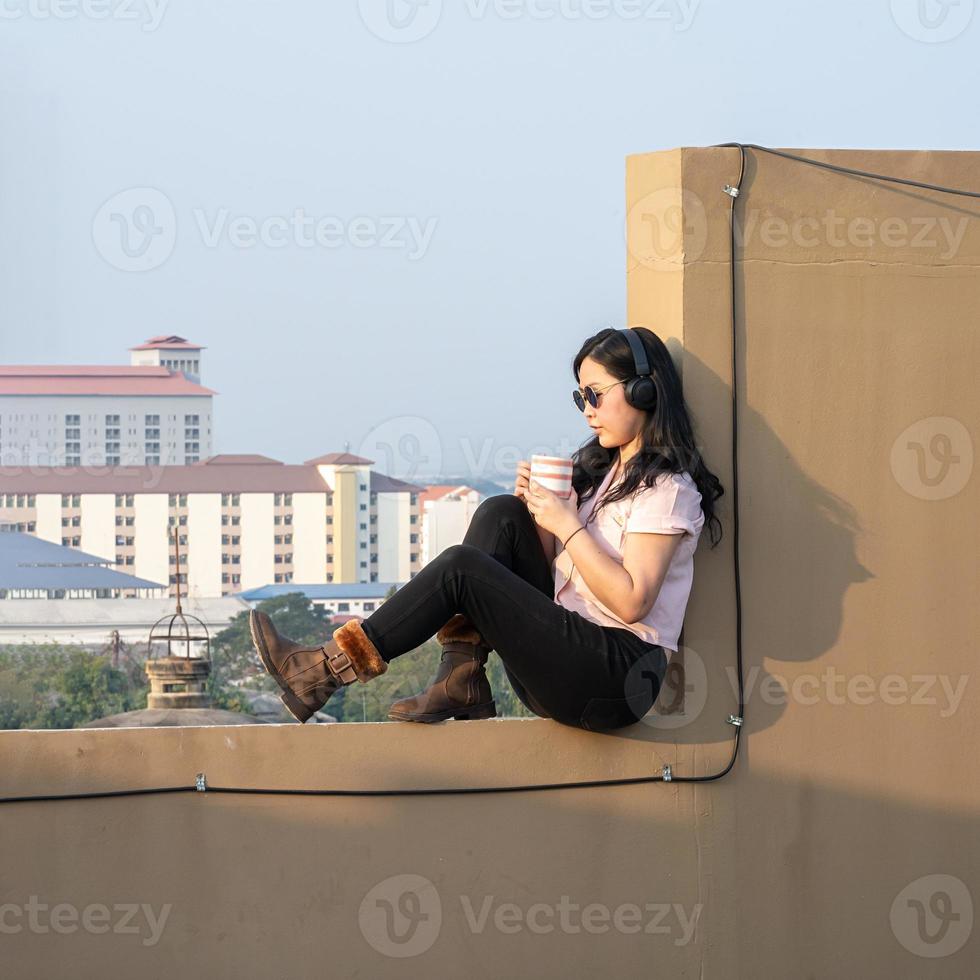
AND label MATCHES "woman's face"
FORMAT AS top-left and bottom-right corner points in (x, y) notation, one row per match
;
(577, 355), (646, 451)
